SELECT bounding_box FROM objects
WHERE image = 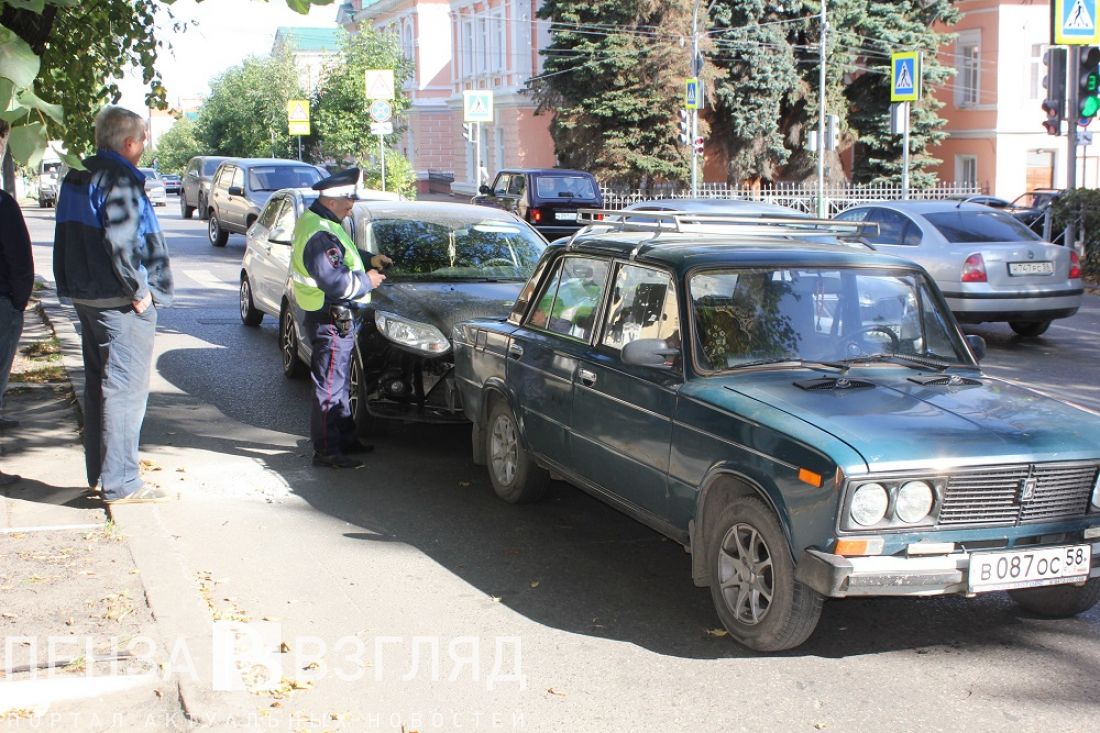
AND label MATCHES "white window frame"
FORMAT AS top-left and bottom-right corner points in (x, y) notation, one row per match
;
(955, 155), (977, 188)
(494, 125), (505, 172)
(461, 17), (474, 80)
(1029, 43), (1045, 101)
(491, 8), (505, 74)
(955, 30), (981, 108)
